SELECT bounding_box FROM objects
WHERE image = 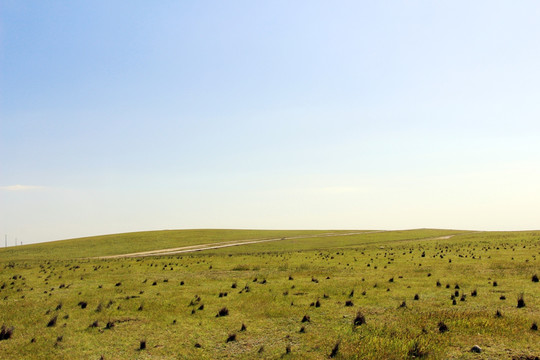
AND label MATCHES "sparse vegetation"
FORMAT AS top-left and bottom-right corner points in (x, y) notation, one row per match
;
(0, 229), (538, 359)
(353, 310), (366, 327)
(329, 340), (340, 358)
(517, 293), (526, 308)
(216, 307), (229, 317)
(46, 315), (57, 327)
(0, 325), (14, 340)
